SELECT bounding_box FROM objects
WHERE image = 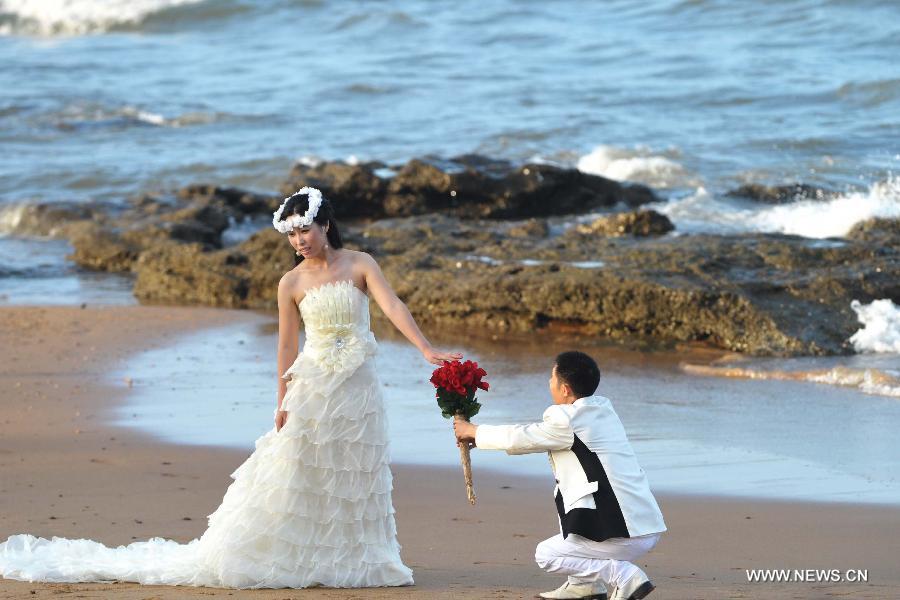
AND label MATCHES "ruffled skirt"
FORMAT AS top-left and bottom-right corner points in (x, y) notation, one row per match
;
(0, 356), (414, 589)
